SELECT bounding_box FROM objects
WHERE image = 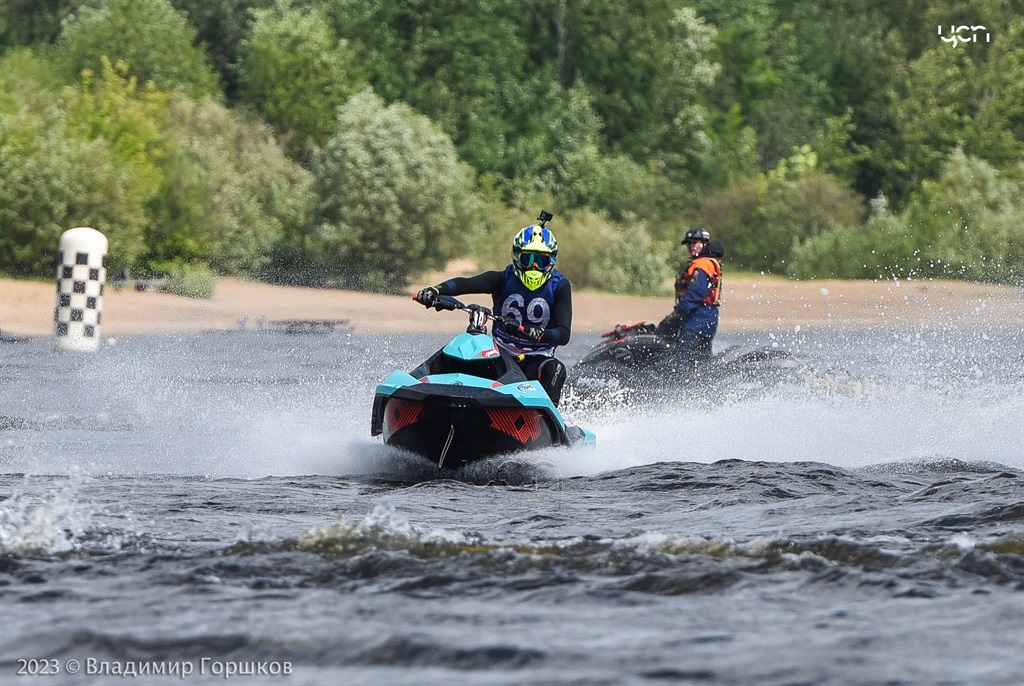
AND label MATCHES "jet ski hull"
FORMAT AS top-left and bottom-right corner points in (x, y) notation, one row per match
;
(569, 327), (799, 400)
(372, 385), (568, 467)
(372, 376), (593, 467)
(370, 297), (595, 467)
